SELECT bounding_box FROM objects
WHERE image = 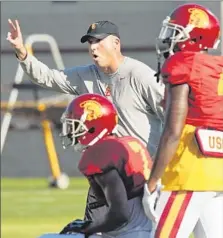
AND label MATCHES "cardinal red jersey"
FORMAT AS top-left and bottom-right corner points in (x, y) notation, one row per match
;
(78, 135), (153, 195)
(161, 51), (223, 130)
(160, 52), (223, 191)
